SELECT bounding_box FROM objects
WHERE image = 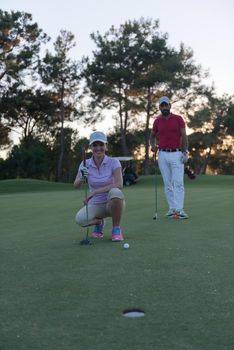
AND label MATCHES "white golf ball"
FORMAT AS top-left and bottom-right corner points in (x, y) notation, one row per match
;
(123, 243), (130, 249)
